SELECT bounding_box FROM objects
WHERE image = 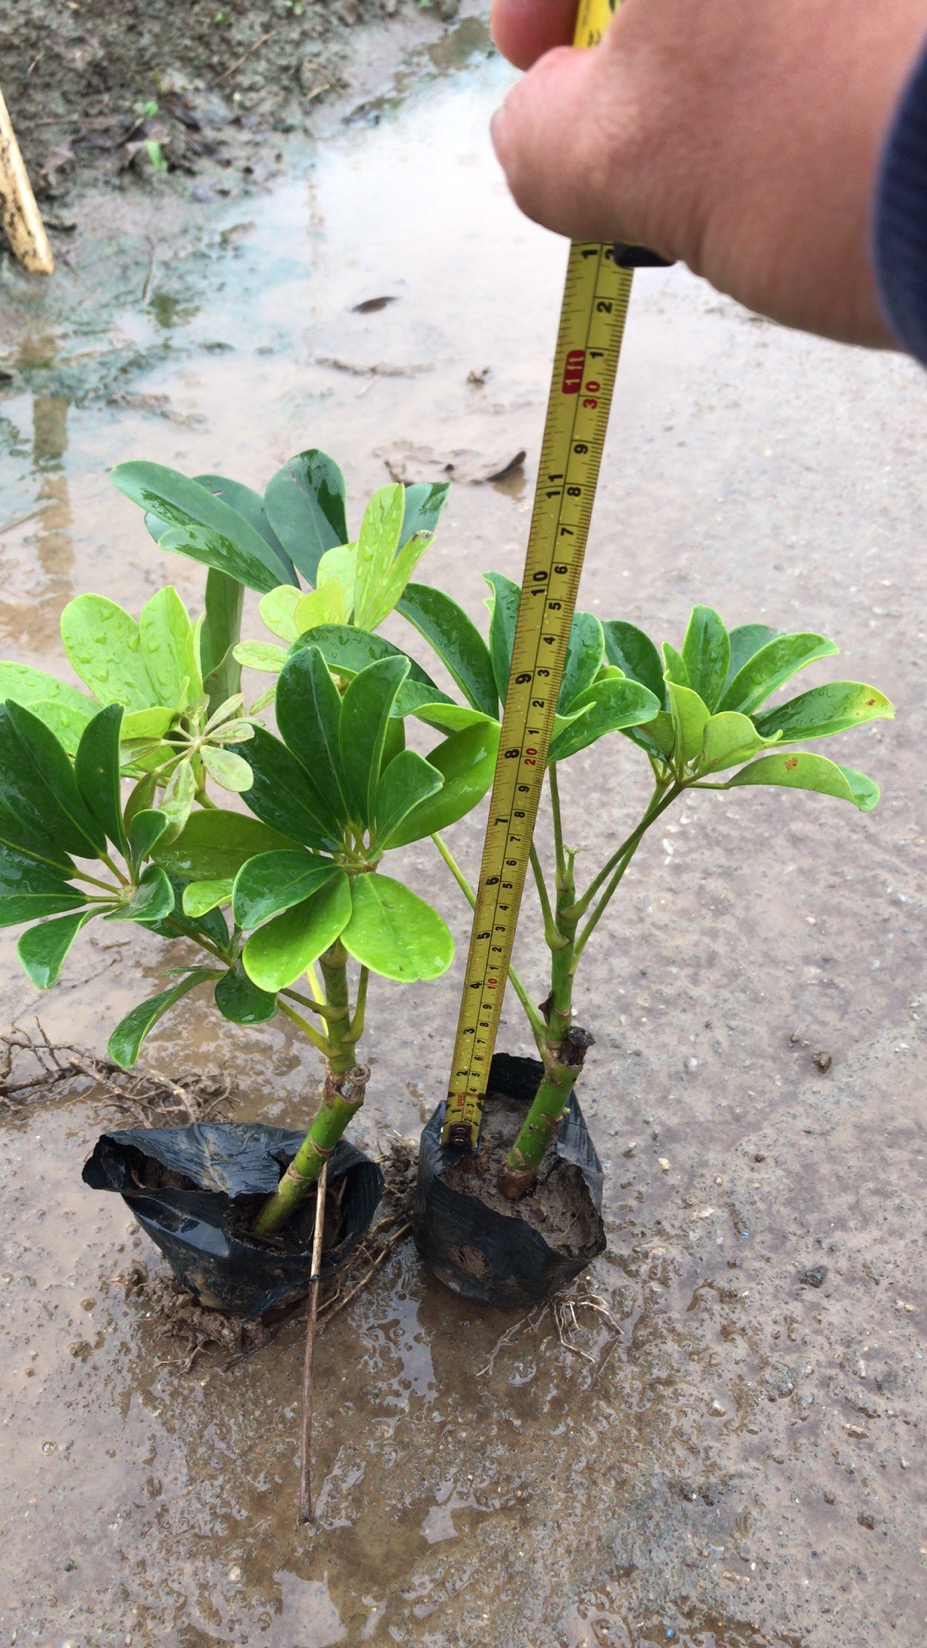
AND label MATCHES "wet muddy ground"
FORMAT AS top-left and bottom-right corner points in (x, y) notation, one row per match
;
(2, 12), (927, 1648)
